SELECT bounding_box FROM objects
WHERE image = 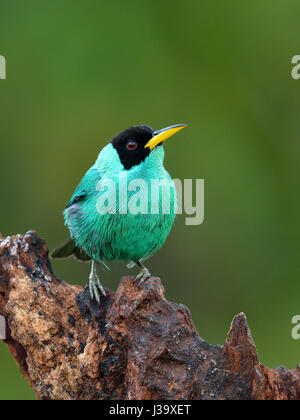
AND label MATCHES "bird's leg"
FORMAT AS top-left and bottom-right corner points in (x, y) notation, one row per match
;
(89, 260), (106, 304)
(134, 260), (151, 286)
